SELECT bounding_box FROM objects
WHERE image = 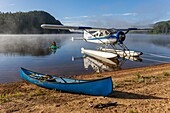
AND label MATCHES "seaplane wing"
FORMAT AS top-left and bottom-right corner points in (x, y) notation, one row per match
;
(112, 28), (152, 31)
(41, 24), (151, 32)
(41, 24), (108, 31)
(112, 28), (152, 34)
